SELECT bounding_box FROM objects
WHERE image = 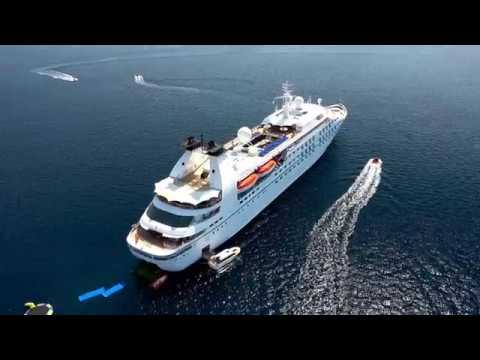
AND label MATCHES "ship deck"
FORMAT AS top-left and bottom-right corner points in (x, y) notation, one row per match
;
(180, 169), (210, 190)
(130, 225), (180, 253)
